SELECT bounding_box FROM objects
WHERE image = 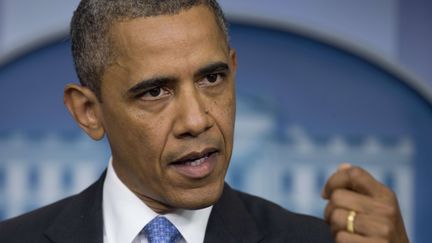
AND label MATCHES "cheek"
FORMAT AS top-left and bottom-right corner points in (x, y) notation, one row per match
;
(220, 95), (236, 161)
(212, 93), (236, 138)
(212, 84), (236, 117)
(107, 108), (170, 160)
(130, 112), (170, 149)
(222, 90), (236, 123)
